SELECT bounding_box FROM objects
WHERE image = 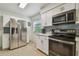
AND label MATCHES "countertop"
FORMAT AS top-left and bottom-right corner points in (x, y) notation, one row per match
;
(36, 33), (52, 37)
